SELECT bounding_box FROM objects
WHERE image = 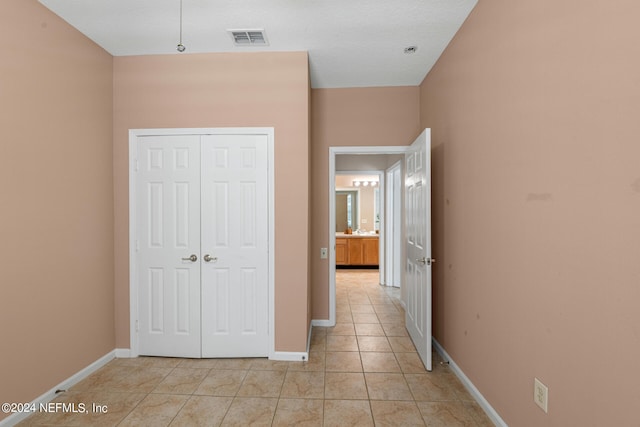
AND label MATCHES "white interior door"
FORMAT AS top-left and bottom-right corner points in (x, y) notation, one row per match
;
(136, 135), (202, 358)
(200, 134), (269, 357)
(135, 132), (269, 358)
(405, 129), (432, 371)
